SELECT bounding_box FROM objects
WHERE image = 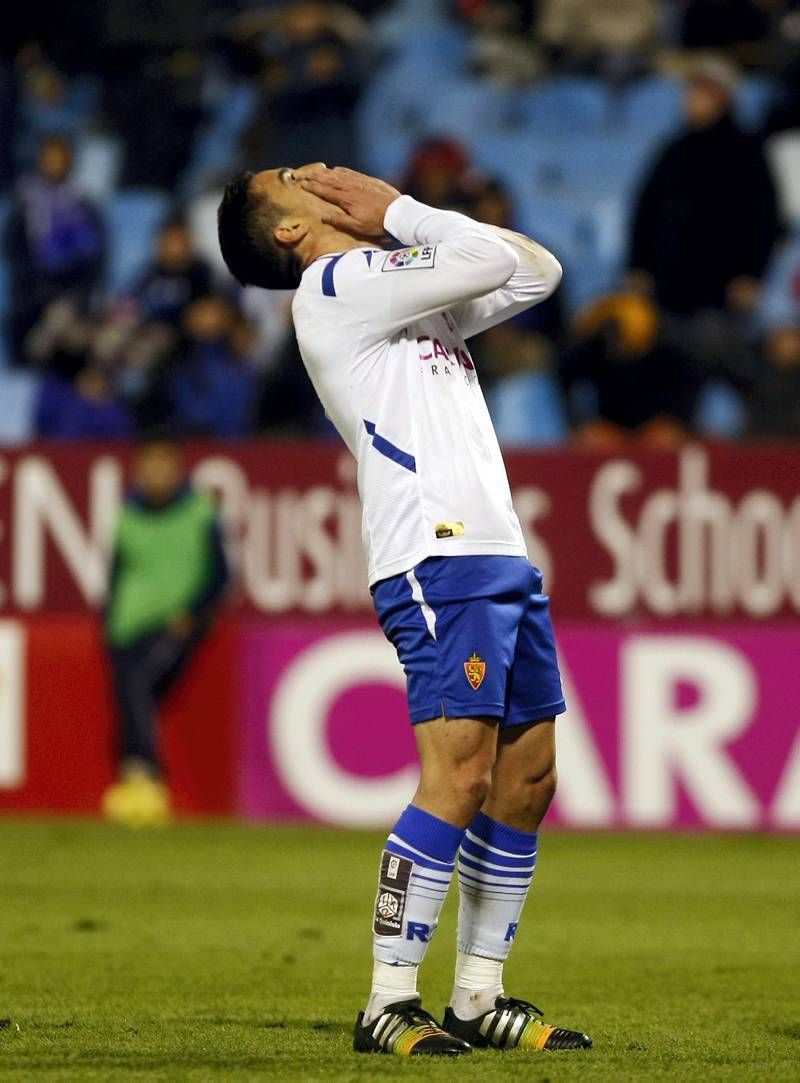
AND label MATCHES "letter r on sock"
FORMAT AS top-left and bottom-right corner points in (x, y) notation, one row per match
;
(504, 922), (519, 942)
(406, 922), (431, 942)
